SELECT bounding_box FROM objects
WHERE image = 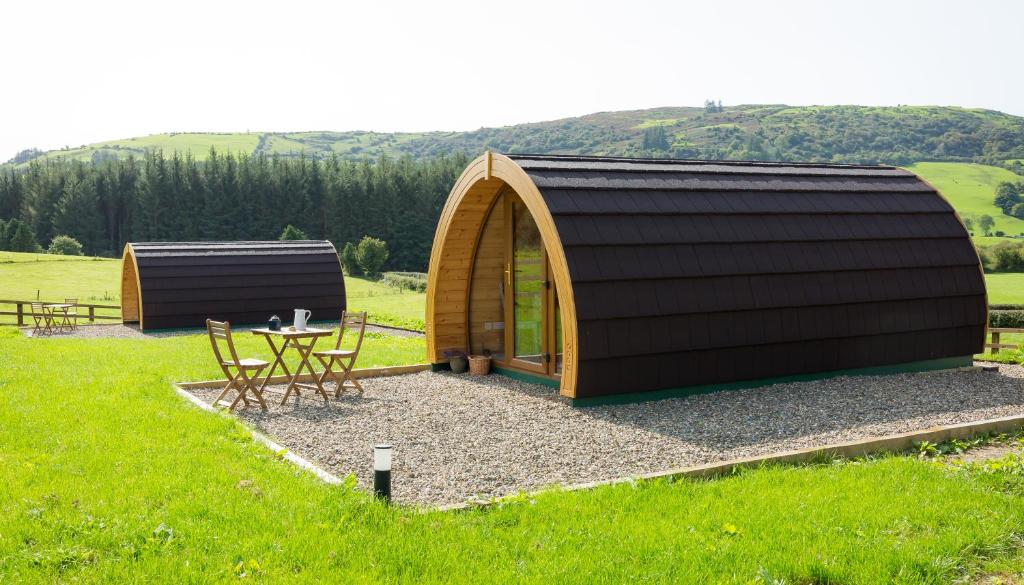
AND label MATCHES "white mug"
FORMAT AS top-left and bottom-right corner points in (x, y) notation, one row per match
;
(294, 308), (312, 331)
